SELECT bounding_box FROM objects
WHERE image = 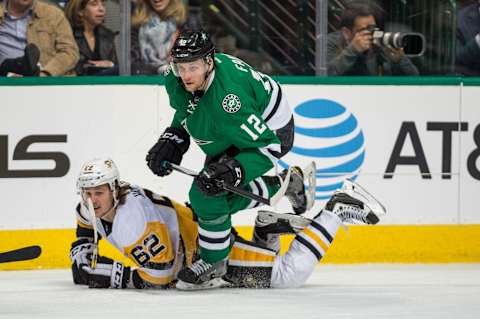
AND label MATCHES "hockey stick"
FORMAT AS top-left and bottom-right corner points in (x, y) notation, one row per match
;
(86, 198), (98, 269)
(0, 245), (41, 263)
(166, 162), (291, 206)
